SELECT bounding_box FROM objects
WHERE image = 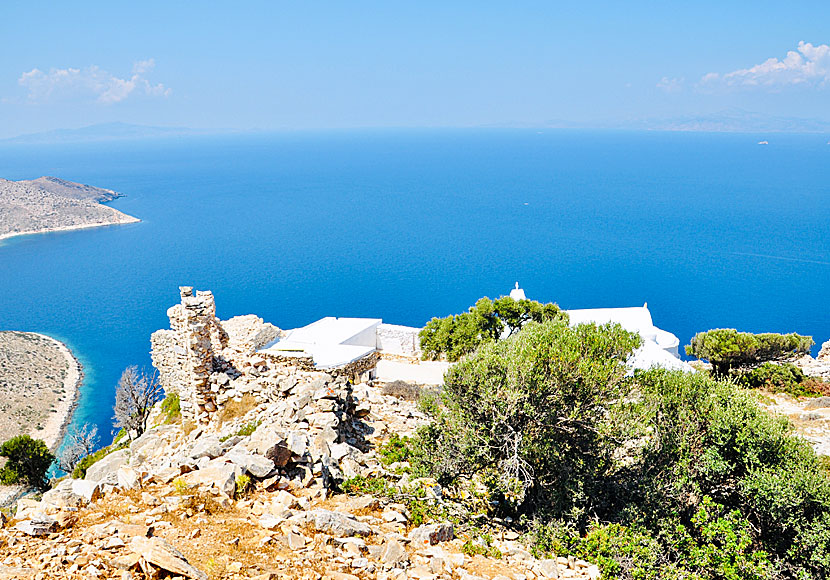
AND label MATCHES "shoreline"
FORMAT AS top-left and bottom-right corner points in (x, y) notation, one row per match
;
(0, 217), (141, 244)
(34, 334), (83, 453)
